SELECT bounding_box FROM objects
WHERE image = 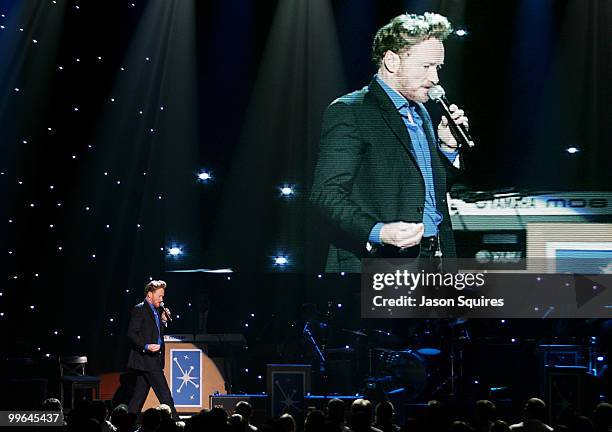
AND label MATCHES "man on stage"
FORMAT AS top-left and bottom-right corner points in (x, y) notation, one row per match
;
(310, 12), (469, 272)
(127, 280), (178, 420)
